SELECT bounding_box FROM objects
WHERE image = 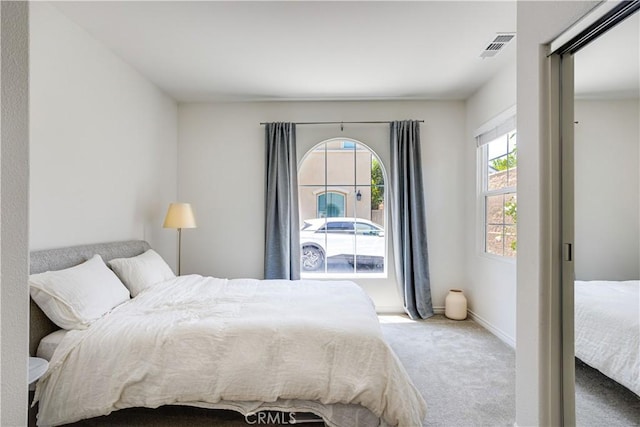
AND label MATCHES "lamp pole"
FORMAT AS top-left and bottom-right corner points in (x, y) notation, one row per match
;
(177, 227), (182, 275)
